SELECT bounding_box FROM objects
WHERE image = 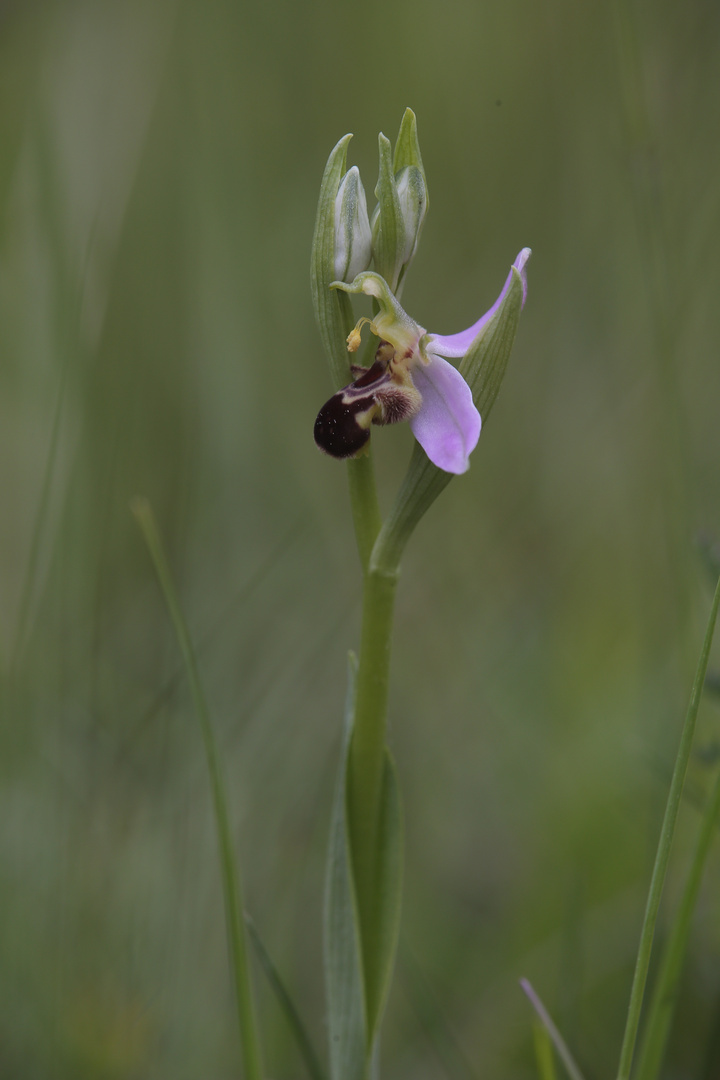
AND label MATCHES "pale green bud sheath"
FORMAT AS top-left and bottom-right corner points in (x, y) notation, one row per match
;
(392, 107), (426, 177)
(371, 133), (405, 295)
(395, 166), (427, 270)
(334, 166), (372, 284)
(392, 109), (428, 293)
